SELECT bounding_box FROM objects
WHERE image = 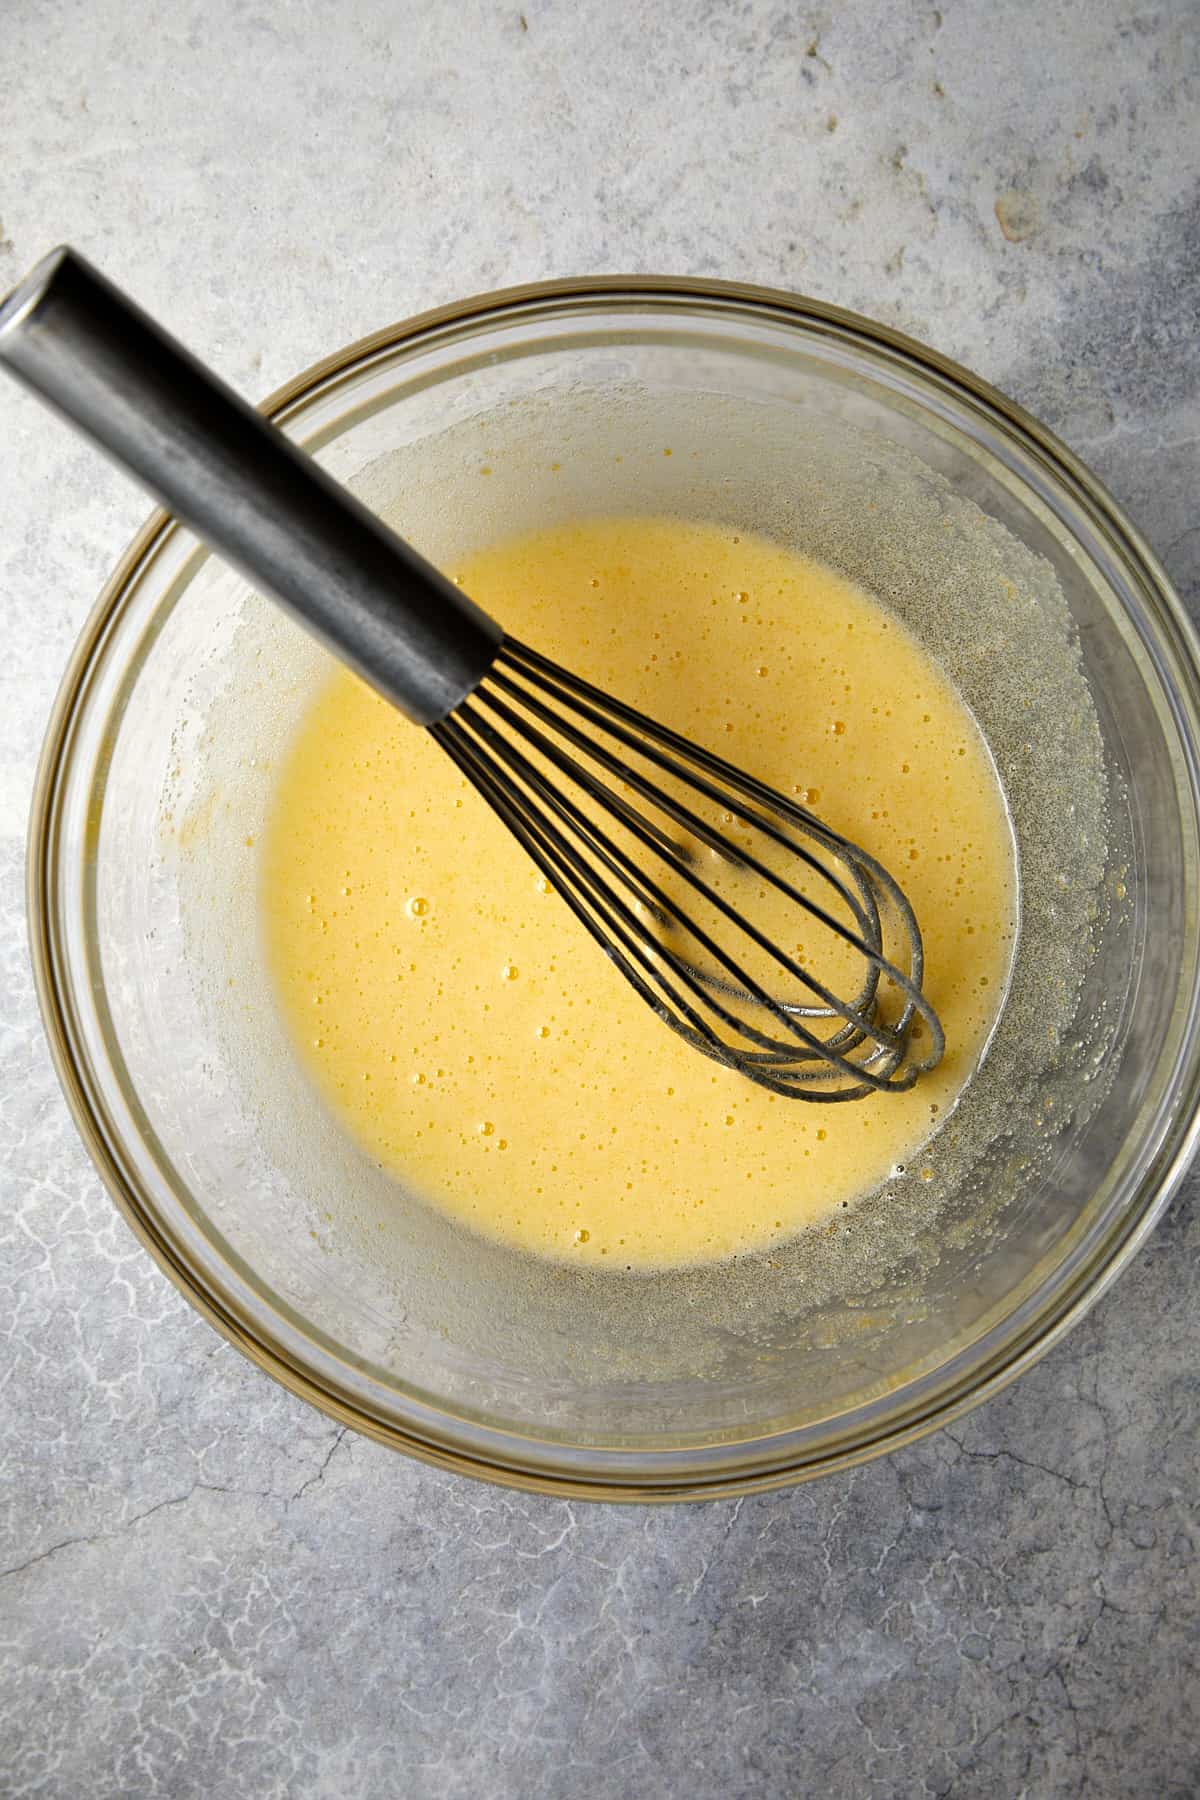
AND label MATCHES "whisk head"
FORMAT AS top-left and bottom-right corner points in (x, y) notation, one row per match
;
(431, 638), (945, 1101)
